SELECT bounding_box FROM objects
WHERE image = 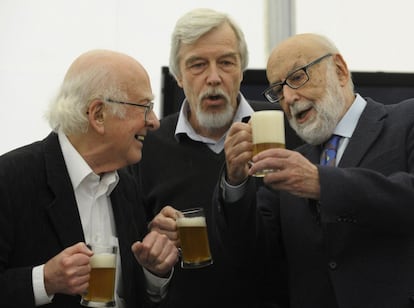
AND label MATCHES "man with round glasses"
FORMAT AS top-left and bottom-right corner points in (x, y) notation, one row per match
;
(212, 33), (414, 307)
(0, 49), (179, 307)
